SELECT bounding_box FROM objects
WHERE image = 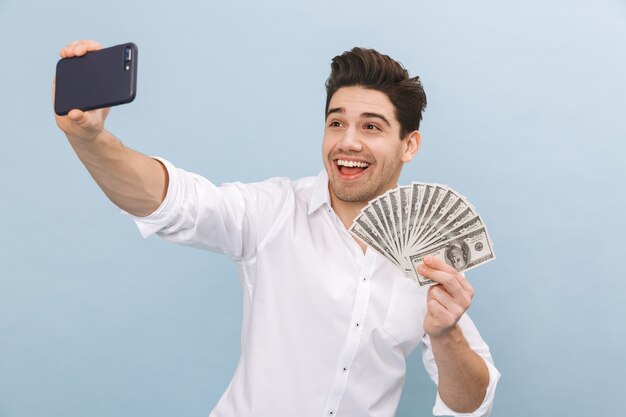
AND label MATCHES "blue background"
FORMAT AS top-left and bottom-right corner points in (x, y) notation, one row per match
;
(1, 0), (625, 416)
